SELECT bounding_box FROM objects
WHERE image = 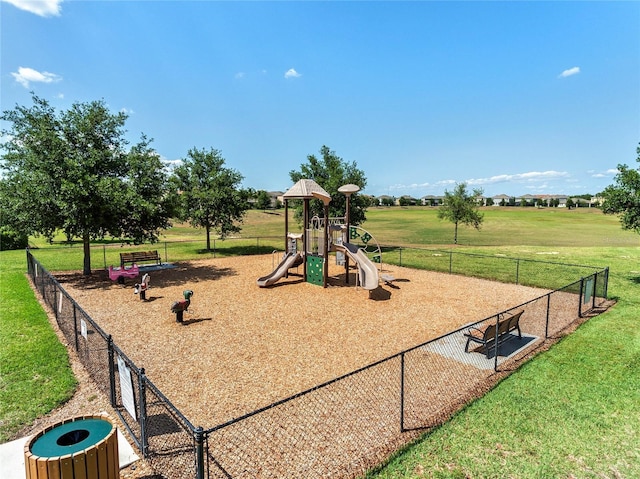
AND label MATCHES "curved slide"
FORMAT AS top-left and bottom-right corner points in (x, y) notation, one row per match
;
(257, 252), (303, 287)
(335, 243), (379, 291)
